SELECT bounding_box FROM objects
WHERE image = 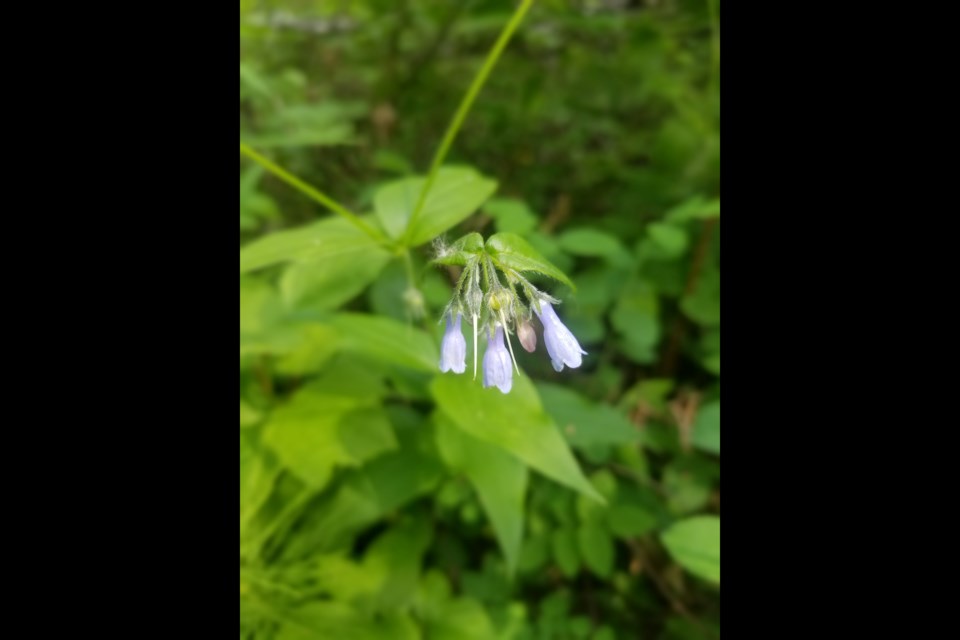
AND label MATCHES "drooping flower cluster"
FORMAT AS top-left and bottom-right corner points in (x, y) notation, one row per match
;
(435, 240), (586, 394)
